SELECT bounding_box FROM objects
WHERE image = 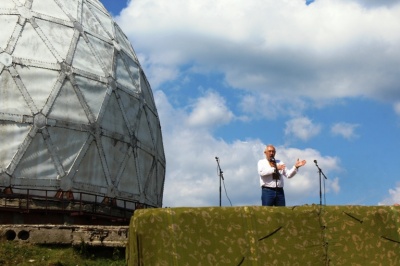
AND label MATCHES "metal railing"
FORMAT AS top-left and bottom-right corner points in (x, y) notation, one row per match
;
(0, 186), (156, 222)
